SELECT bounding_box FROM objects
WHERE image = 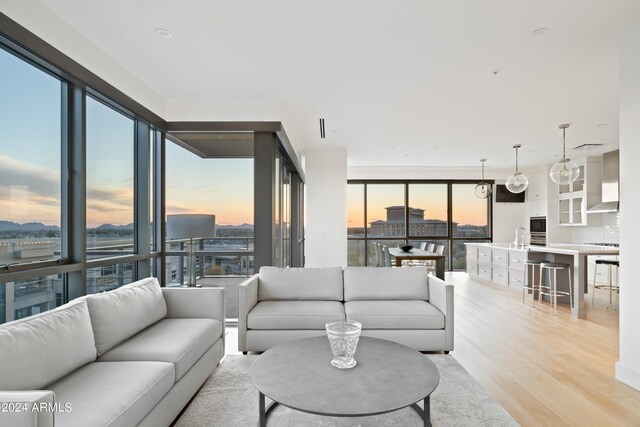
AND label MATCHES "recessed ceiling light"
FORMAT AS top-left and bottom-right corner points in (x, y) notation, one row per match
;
(530, 27), (549, 37)
(155, 28), (173, 39)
